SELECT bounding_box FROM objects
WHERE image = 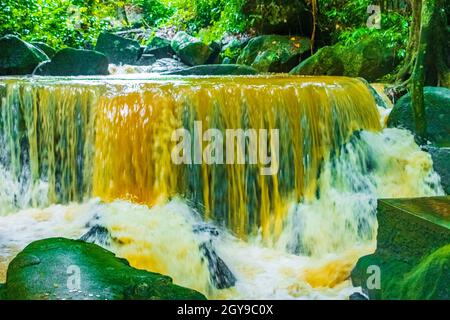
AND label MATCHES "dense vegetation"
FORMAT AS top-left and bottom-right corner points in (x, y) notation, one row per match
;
(0, 0), (409, 55)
